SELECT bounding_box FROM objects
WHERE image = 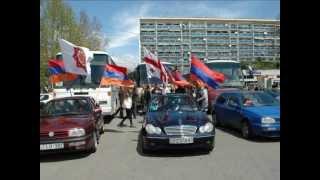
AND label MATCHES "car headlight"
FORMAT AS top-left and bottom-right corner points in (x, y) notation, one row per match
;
(68, 128), (85, 137)
(145, 124), (162, 135)
(199, 122), (214, 133)
(261, 117), (276, 124)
